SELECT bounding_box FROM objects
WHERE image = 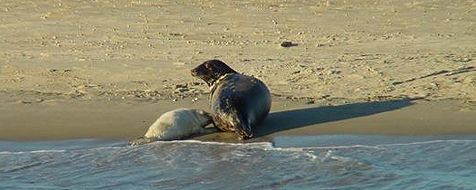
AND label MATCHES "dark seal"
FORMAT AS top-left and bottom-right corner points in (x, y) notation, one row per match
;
(191, 59), (271, 139)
